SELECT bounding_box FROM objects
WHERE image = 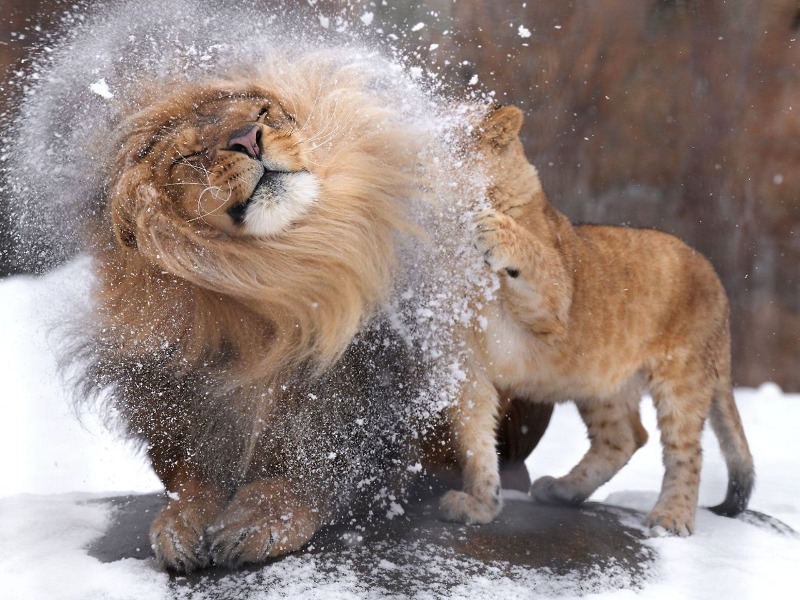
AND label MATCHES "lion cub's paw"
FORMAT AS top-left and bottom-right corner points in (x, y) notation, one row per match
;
(472, 210), (524, 278)
(208, 479), (320, 567)
(149, 494), (223, 573)
(646, 505), (695, 537)
(439, 489), (503, 525)
(529, 475), (587, 506)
